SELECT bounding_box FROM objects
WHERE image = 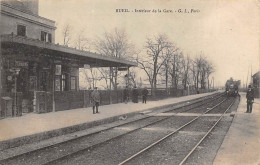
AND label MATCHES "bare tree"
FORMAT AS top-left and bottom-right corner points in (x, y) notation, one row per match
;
(200, 57), (215, 90)
(181, 55), (192, 90)
(137, 34), (171, 95)
(97, 68), (110, 89)
(192, 54), (205, 90)
(62, 23), (72, 46)
(160, 43), (179, 92)
(200, 59), (207, 89)
(79, 69), (92, 89)
(205, 62), (214, 89)
(191, 62), (197, 90)
(74, 29), (91, 51)
(95, 28), (135, 90)
(80, 67), (111, 89)
(168, 51), (184, 90)
(191, 54), (214, 91)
